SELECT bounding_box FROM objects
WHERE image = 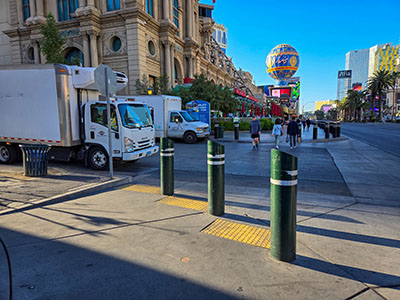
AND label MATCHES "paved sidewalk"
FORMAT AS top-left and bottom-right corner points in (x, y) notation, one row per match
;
(0, 164), (130, 212)
(0, 176), (399, 299)
(210, 127), (347, 144)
